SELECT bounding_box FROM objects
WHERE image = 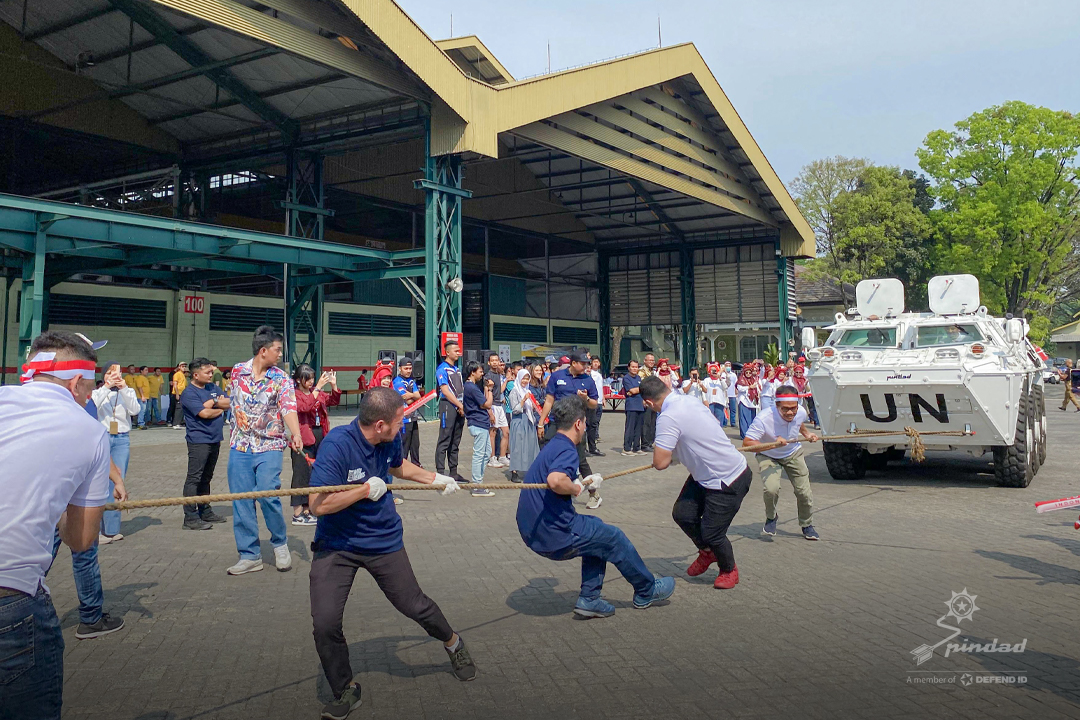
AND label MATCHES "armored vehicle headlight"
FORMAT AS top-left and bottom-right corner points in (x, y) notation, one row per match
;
(935, 348), (960, 360)
(807, 349), (822, 361)
(840, 351), (863, 362)
(821, 347), (836, 358)
(969, 343), (986, 356)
